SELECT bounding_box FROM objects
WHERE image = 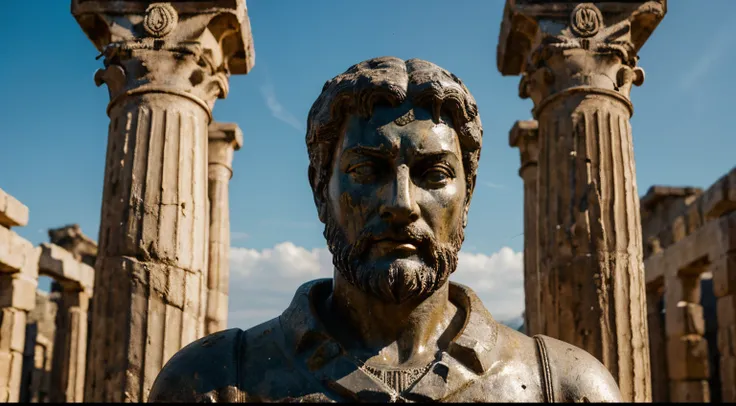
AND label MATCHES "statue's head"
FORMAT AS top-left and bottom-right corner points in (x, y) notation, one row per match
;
(306, 57), (483, 304)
